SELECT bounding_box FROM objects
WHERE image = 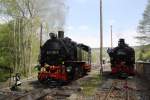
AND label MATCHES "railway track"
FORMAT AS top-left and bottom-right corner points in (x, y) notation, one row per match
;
(0, 74), (88, 100)
(0, 78), (144, 100)
(0, 84), (77, 100)
(95, 78), (138, 100)
(1, 65), (150, 100)
(0, 65), (99, 100)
